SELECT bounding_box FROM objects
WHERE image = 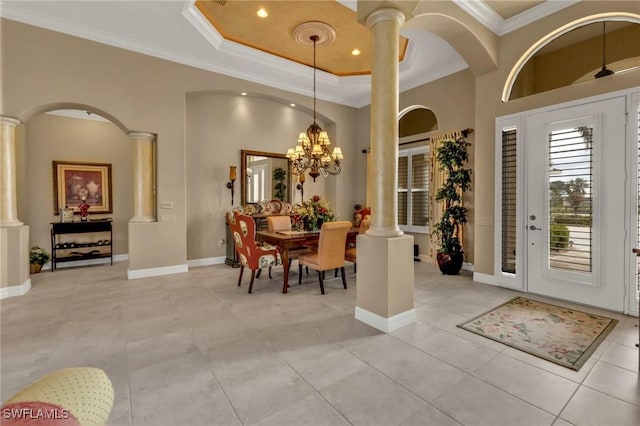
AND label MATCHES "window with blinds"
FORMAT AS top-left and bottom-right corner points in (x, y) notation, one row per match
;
(398, 146), (429, 232)
(501, 129), (517, 274)
(548, 126), (593, 274)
